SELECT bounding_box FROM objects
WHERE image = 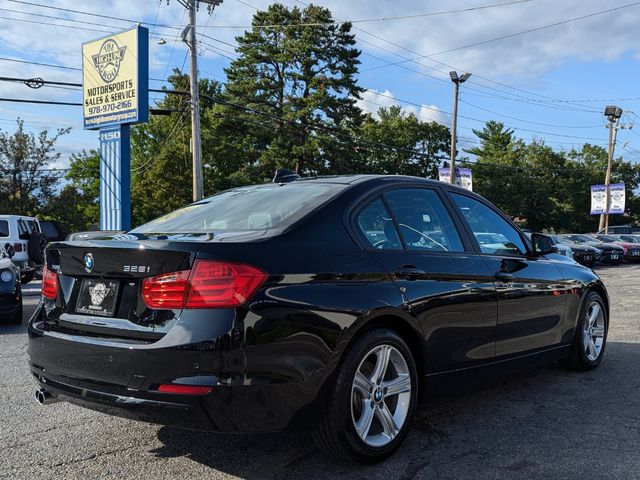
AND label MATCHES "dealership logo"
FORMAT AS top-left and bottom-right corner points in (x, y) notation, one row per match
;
(83, 253), (94, 273)
(92, 39), (126, 83)
(89, 282), (110, 306)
